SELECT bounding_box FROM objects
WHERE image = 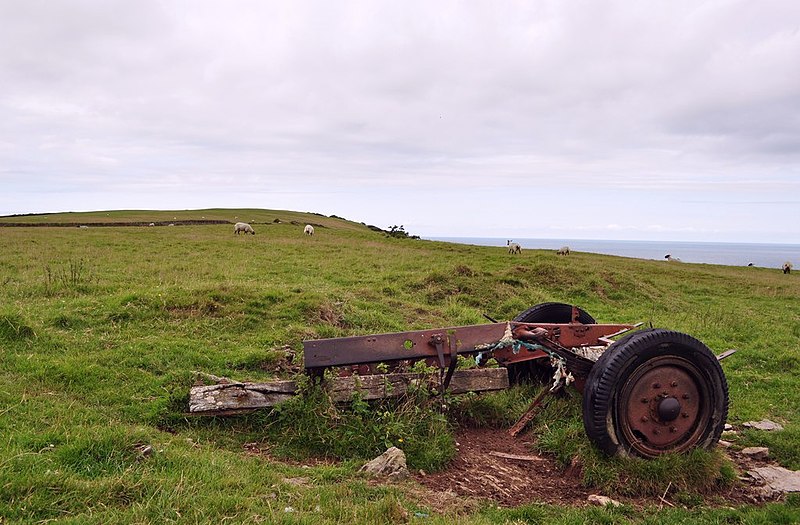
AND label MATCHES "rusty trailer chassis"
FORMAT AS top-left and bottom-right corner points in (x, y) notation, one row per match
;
(303, 304), (731, 458)
(305, 316), (633, 389)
